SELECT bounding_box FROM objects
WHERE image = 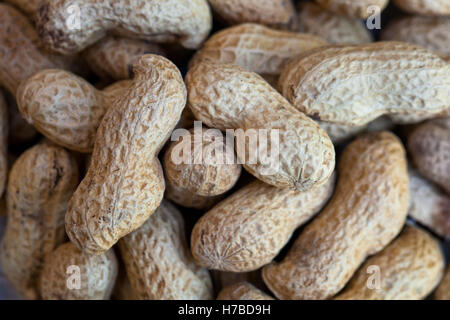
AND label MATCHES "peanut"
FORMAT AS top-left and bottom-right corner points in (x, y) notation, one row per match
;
(191, 174), (335, 272)
(393, 0), (450, 16)
(315, 0), (389, 19)
(262, 132), (409, 300)
(17, 69), (132, 153)
(0, 91), (8, 197)
(186, 62), (335, 191)
(39, 242), (118, 300)
(279, 42), (450, 127)
(435, 267), (450, 300)
(297, 2), (373, 44)
(118, 200), (213, 300)
(335, 225), (444, 300)
(65, 54), (186, 255)
(36, 0), (212, 54)
(0, 141), (79, 299)
(163, 127), (241, 209)
(207, 0), (298, 30)
(189, 23), (327, 86)
(217, 282), (274, 300)
(83, 36), (167, 81)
